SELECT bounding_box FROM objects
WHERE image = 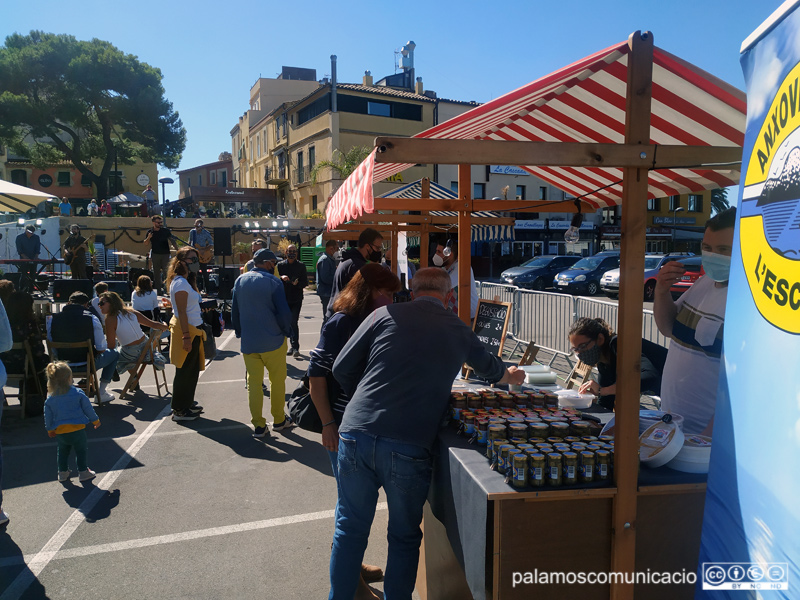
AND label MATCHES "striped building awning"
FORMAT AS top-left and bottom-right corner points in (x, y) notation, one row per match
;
(377, 180), (514, 243)
(327, 40), (745, 229)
